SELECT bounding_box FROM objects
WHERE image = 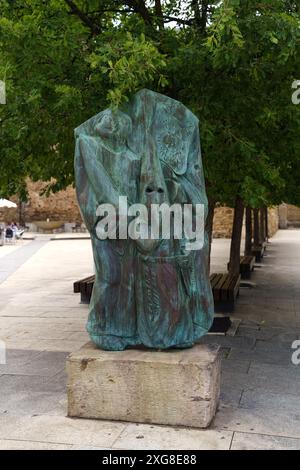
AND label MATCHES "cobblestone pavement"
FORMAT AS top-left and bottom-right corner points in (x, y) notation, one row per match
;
(0, 230), (299, 450)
